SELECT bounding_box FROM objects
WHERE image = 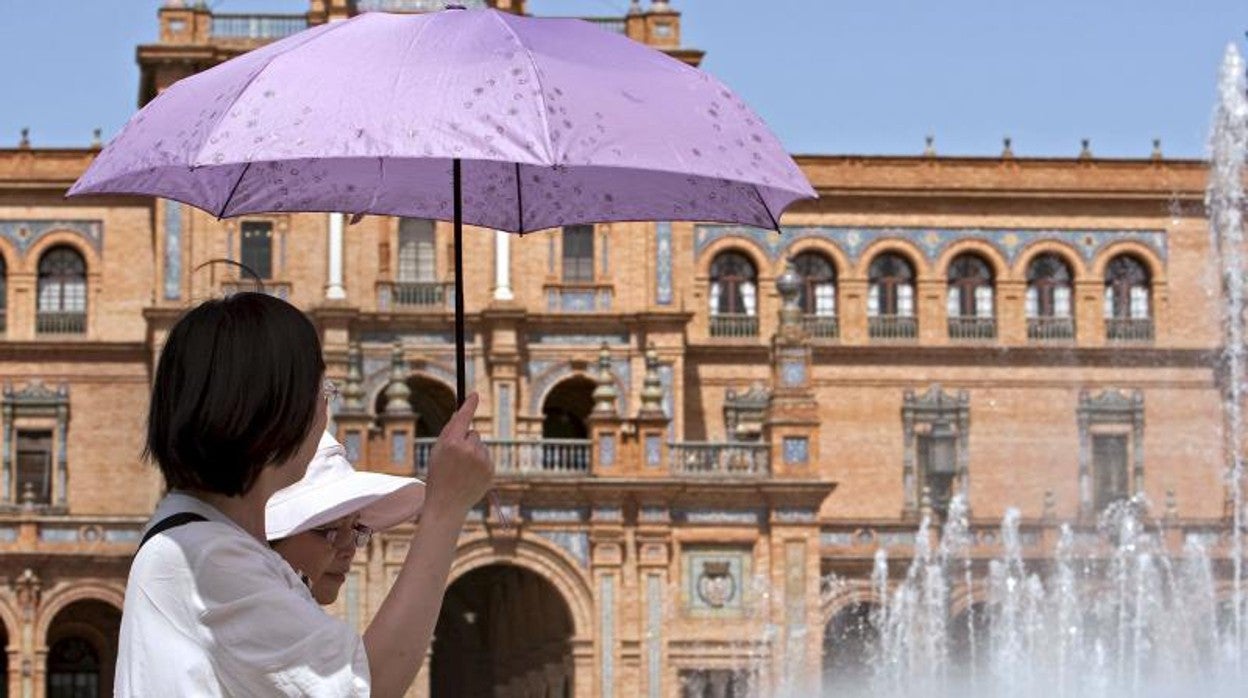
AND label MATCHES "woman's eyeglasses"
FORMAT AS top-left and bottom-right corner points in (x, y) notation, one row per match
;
(312, 522), (372, 549)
